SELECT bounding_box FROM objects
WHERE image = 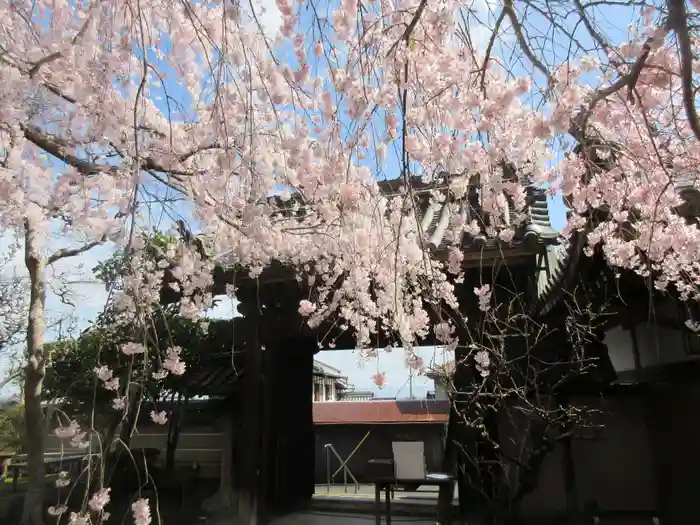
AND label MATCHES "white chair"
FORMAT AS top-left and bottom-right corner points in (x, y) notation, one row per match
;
(392, 441), (453, 483)
(391, 441), (427, 480)
(384, 442), (454, 524)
